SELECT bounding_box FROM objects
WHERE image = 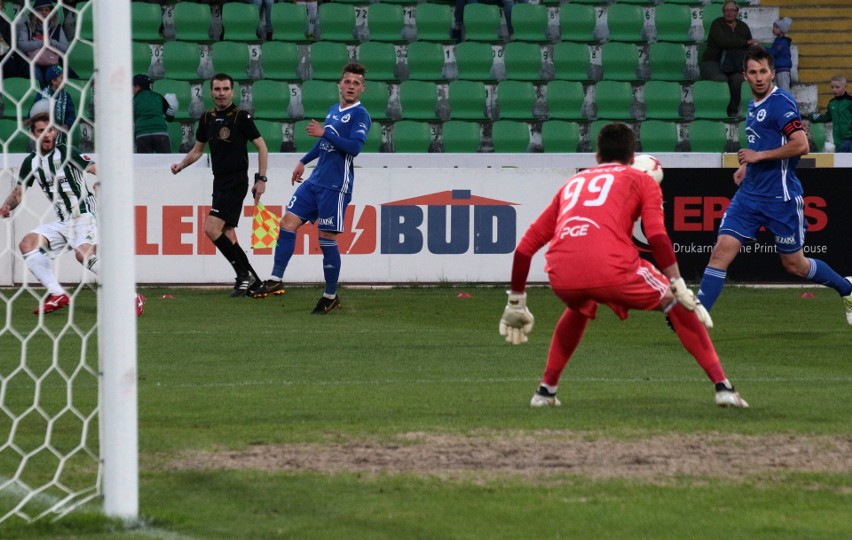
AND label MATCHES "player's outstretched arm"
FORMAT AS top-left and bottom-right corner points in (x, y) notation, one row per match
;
(0, 186), (23, 218)
(499, 292), (535, 345)
(170, 141), (205, 175)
